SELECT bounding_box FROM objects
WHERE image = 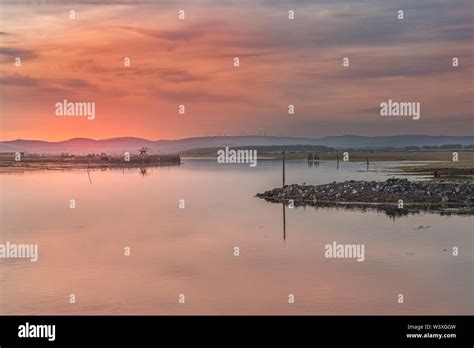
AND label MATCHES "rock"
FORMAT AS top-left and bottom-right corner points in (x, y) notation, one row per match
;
(256, 178), (473, 215)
